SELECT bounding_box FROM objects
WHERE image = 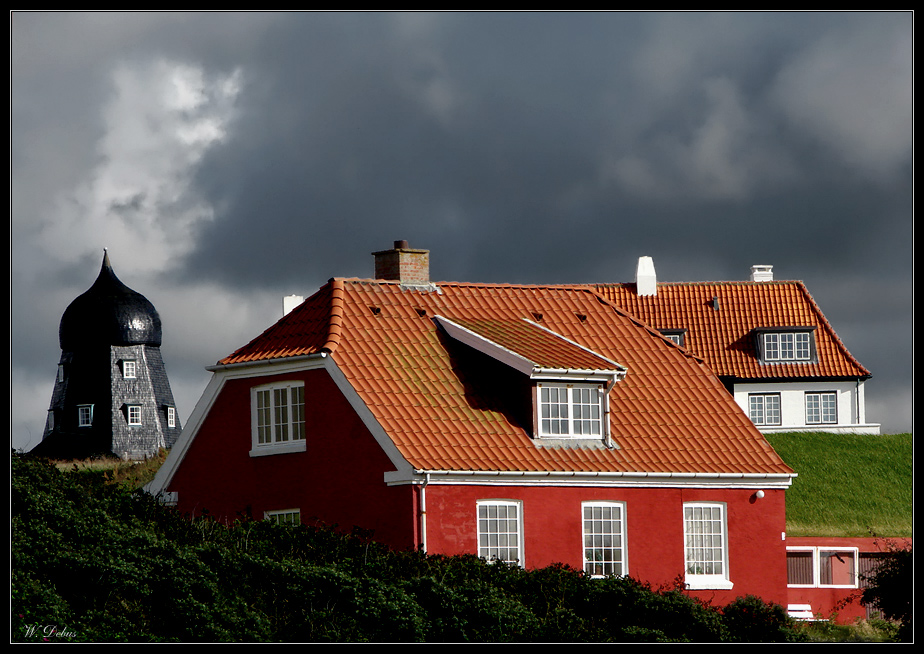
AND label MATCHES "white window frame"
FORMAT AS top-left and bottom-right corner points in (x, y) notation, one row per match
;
(77, 404), (93, 428)
(805, 391), (838, 425)
(265, 508), (301, 526)
(582, 501), (628, 578)
(250, 380), (306, 456)
(122, 359), (137, 379)
(683, 502), (733, 590)
(786, 547), (859, 588)
(477, 500), (524, 567)
(748, 393), (781, 426)
(537, 382), (606, 438)
(166, 406), (176, 428)
(127, 405), (142, 426)
(659, 329), (687, 347)
(761, 331), (813, 362)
